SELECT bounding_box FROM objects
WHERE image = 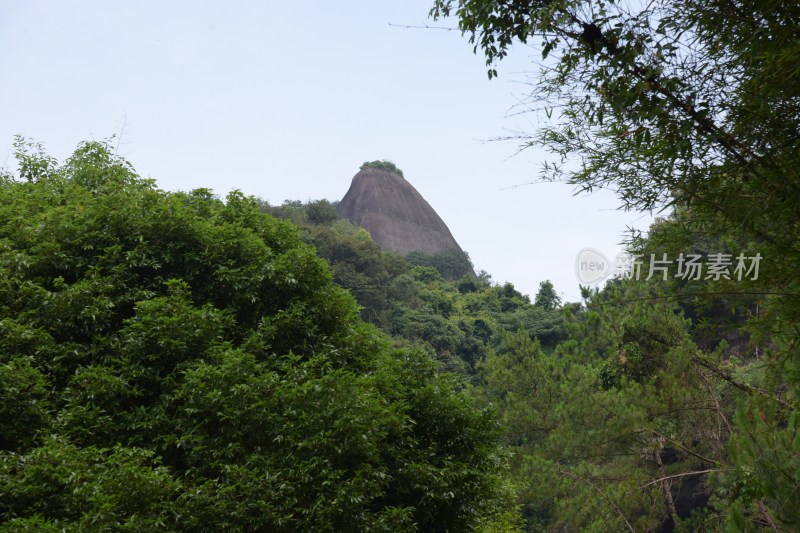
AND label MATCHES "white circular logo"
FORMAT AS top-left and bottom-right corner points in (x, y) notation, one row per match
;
(575, 247), (612, 285)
